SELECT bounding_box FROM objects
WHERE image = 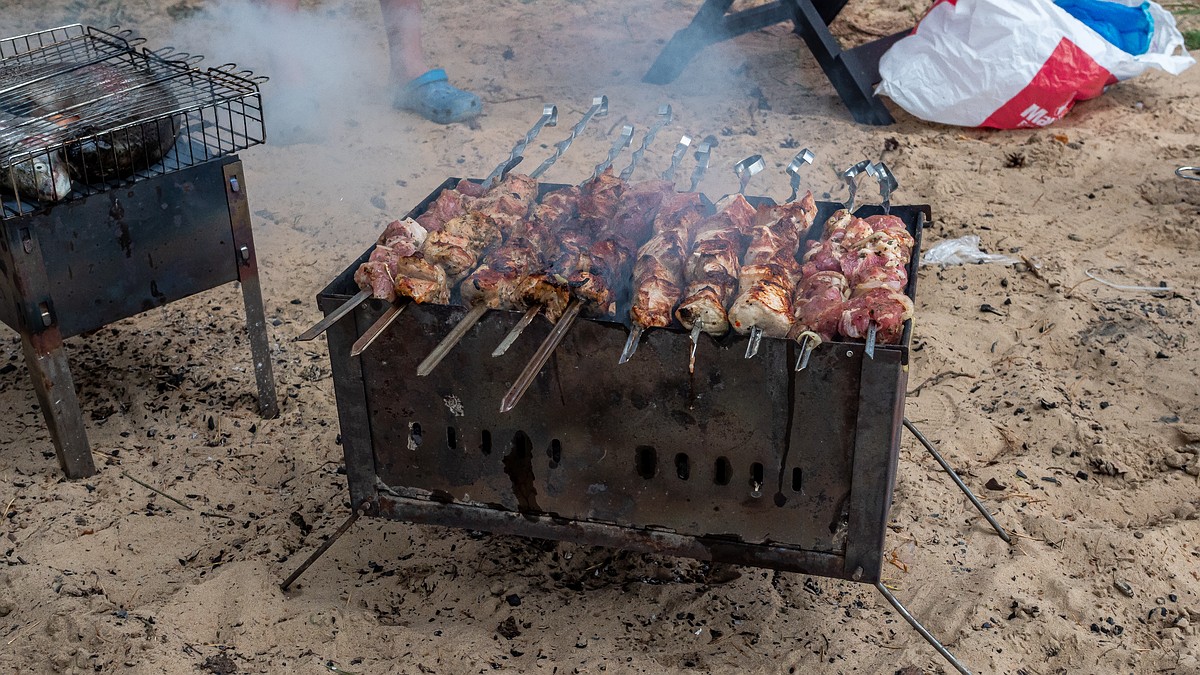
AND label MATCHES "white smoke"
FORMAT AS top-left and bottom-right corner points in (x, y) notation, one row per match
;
(168, 0), (387, 145)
